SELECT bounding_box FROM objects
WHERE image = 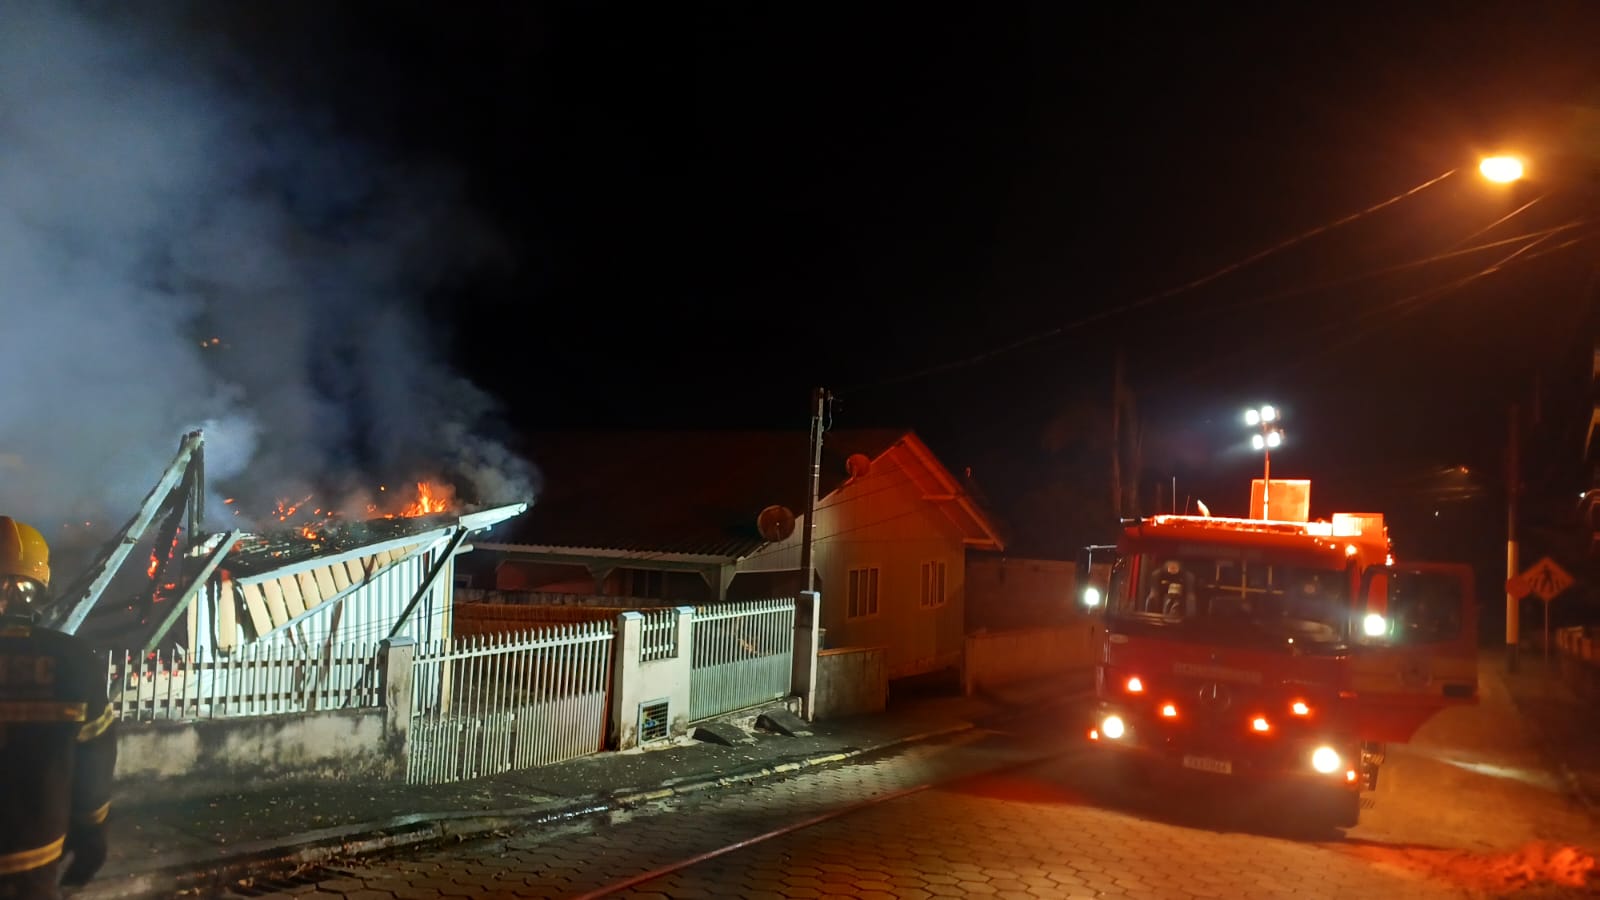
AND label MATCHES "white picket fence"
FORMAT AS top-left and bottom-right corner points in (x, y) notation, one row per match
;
(105, 642), (381, 722)
(101, 596), (804, 784)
